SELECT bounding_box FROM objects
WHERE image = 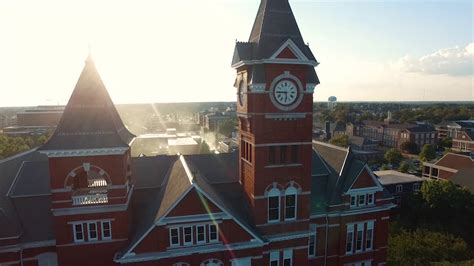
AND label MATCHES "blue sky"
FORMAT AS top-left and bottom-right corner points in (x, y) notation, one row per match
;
(0, 0), (472, 106)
